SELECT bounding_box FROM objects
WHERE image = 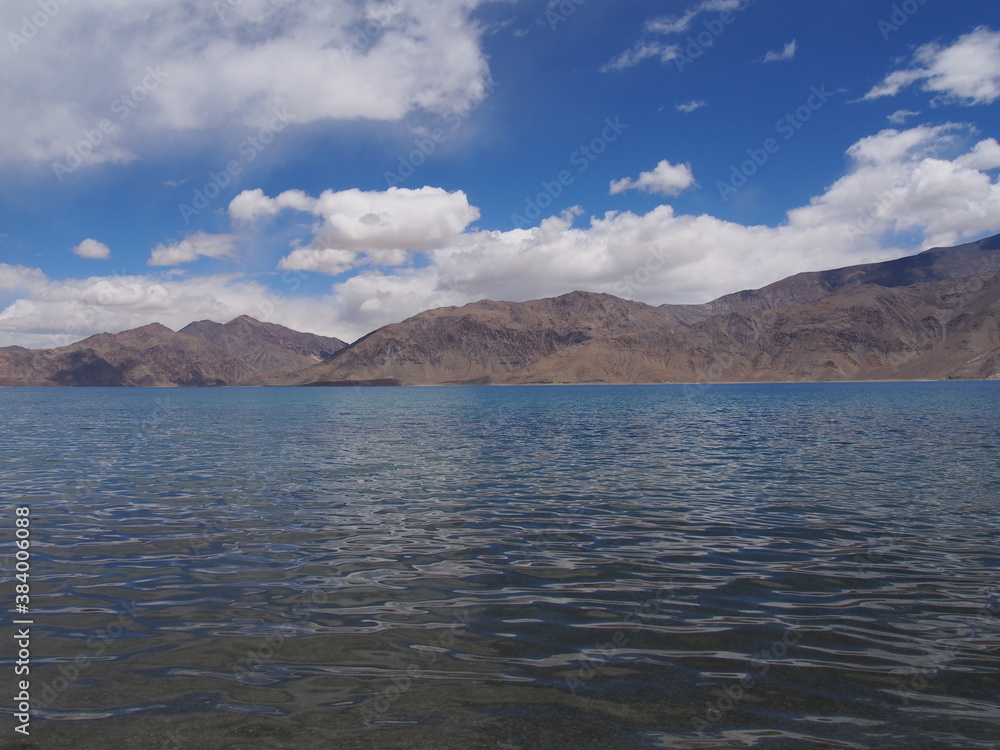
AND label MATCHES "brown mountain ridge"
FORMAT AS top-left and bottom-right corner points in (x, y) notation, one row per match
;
(277, 234), (1000, 386)
(0, 317), (346, 387)
(2, 234), (999, 386)
(180, 315), (347, 374)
